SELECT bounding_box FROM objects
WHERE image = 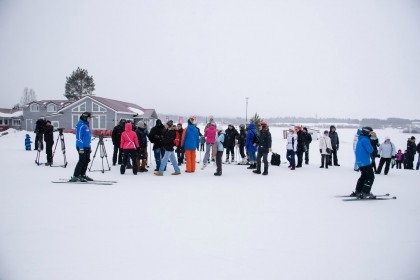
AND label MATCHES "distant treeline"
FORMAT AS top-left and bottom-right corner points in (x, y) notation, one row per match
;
(158, 115), (415, 129)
